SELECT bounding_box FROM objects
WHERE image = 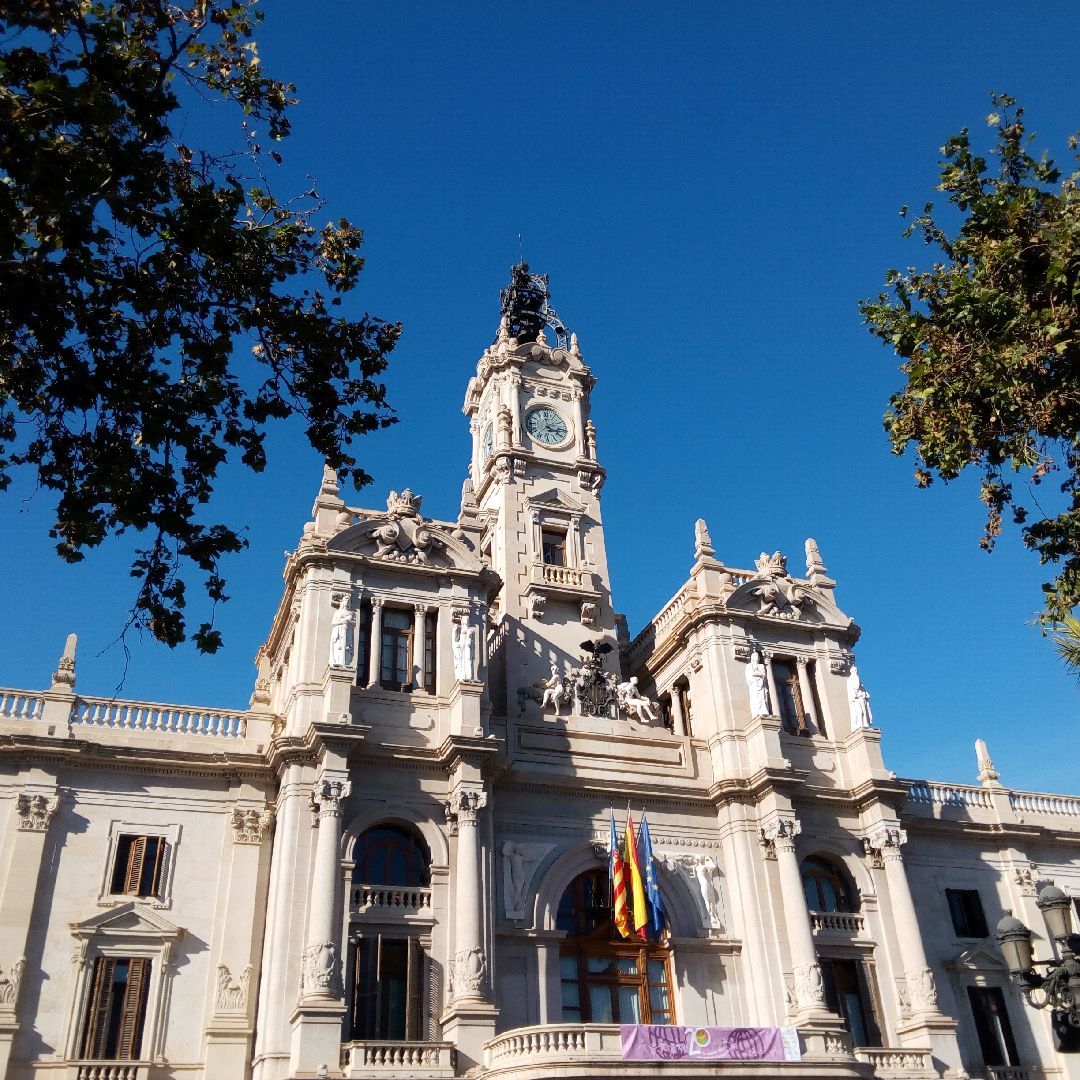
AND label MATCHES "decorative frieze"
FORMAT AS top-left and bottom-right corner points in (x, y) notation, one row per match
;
(16, 792), (58, 832)
(215, 963), (252, 1013)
